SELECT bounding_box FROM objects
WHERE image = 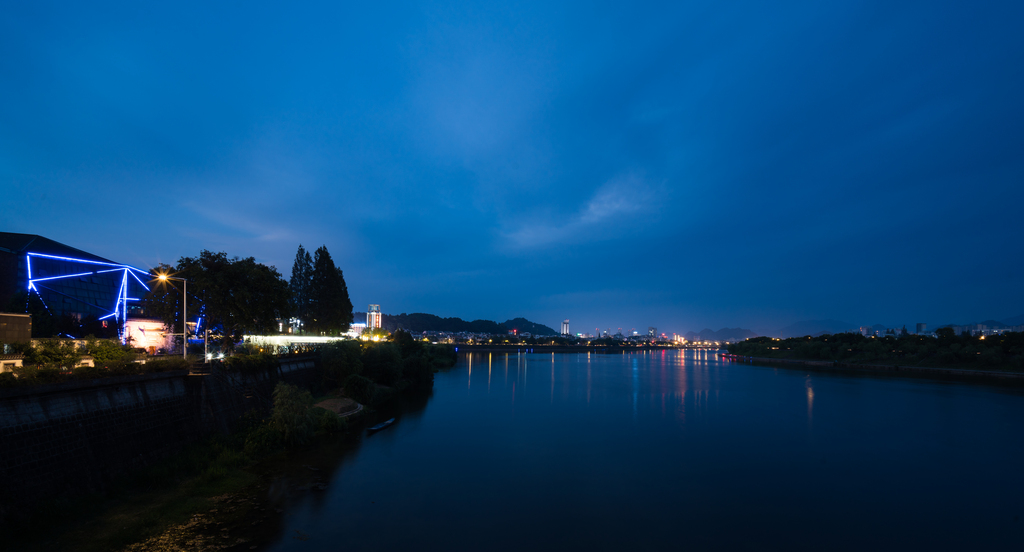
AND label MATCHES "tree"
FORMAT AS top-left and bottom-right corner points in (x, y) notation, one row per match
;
(289, 245), (313, 327)
(145, 251), (291, 347)
(307, 246), (353, 335)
